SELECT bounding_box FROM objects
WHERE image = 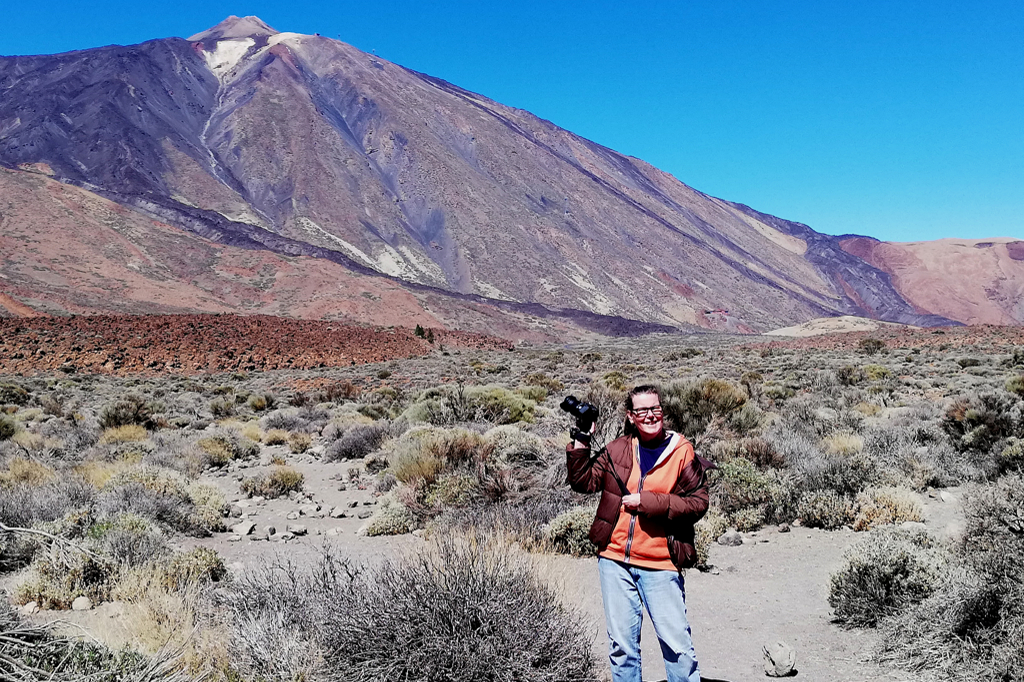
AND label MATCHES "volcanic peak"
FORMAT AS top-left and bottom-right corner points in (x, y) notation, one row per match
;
(187, 16), (279, 43)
